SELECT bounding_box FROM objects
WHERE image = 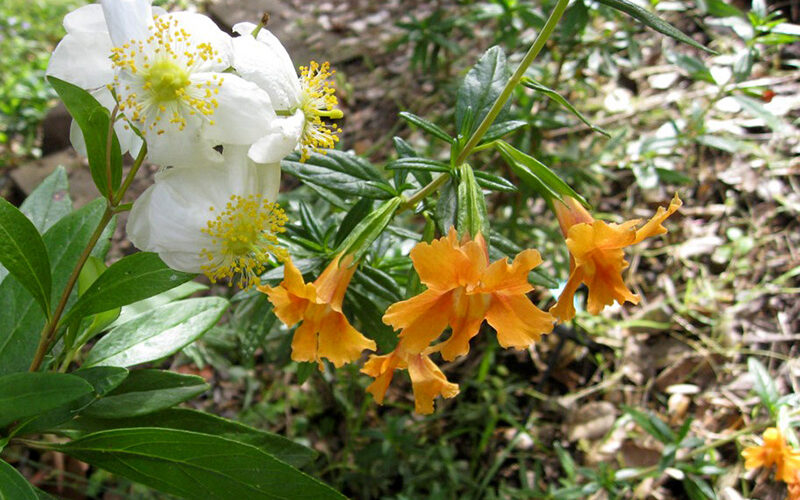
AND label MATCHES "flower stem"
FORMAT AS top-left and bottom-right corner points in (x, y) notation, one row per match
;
(113, 142), (147, 207)
(105, 105), (119, 201)
(399, 0), (570, 211)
